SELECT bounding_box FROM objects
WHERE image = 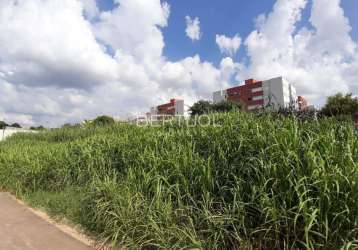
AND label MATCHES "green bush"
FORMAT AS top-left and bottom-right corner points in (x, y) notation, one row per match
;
(321, 93), (358, 121)
(30, 125), (45, 131)
(189, 100), (213, 116)
(10, 123), (22, 128)
(92, 115), (116, 126)
(0, 121), (8, 129)
(0, 112), (357, 249)
(212, 100), (242, 113)
(190, 100), (242, 117)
